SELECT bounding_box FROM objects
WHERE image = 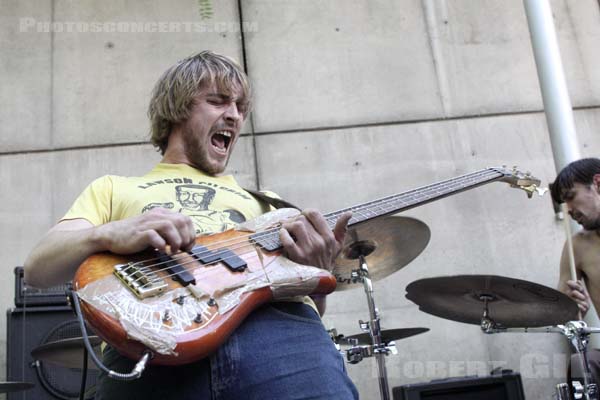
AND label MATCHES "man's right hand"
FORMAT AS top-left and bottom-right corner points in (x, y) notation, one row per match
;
(24, 208), (196, 288)
(95, 208), (196, 255)
(566, 279), (591, 315)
